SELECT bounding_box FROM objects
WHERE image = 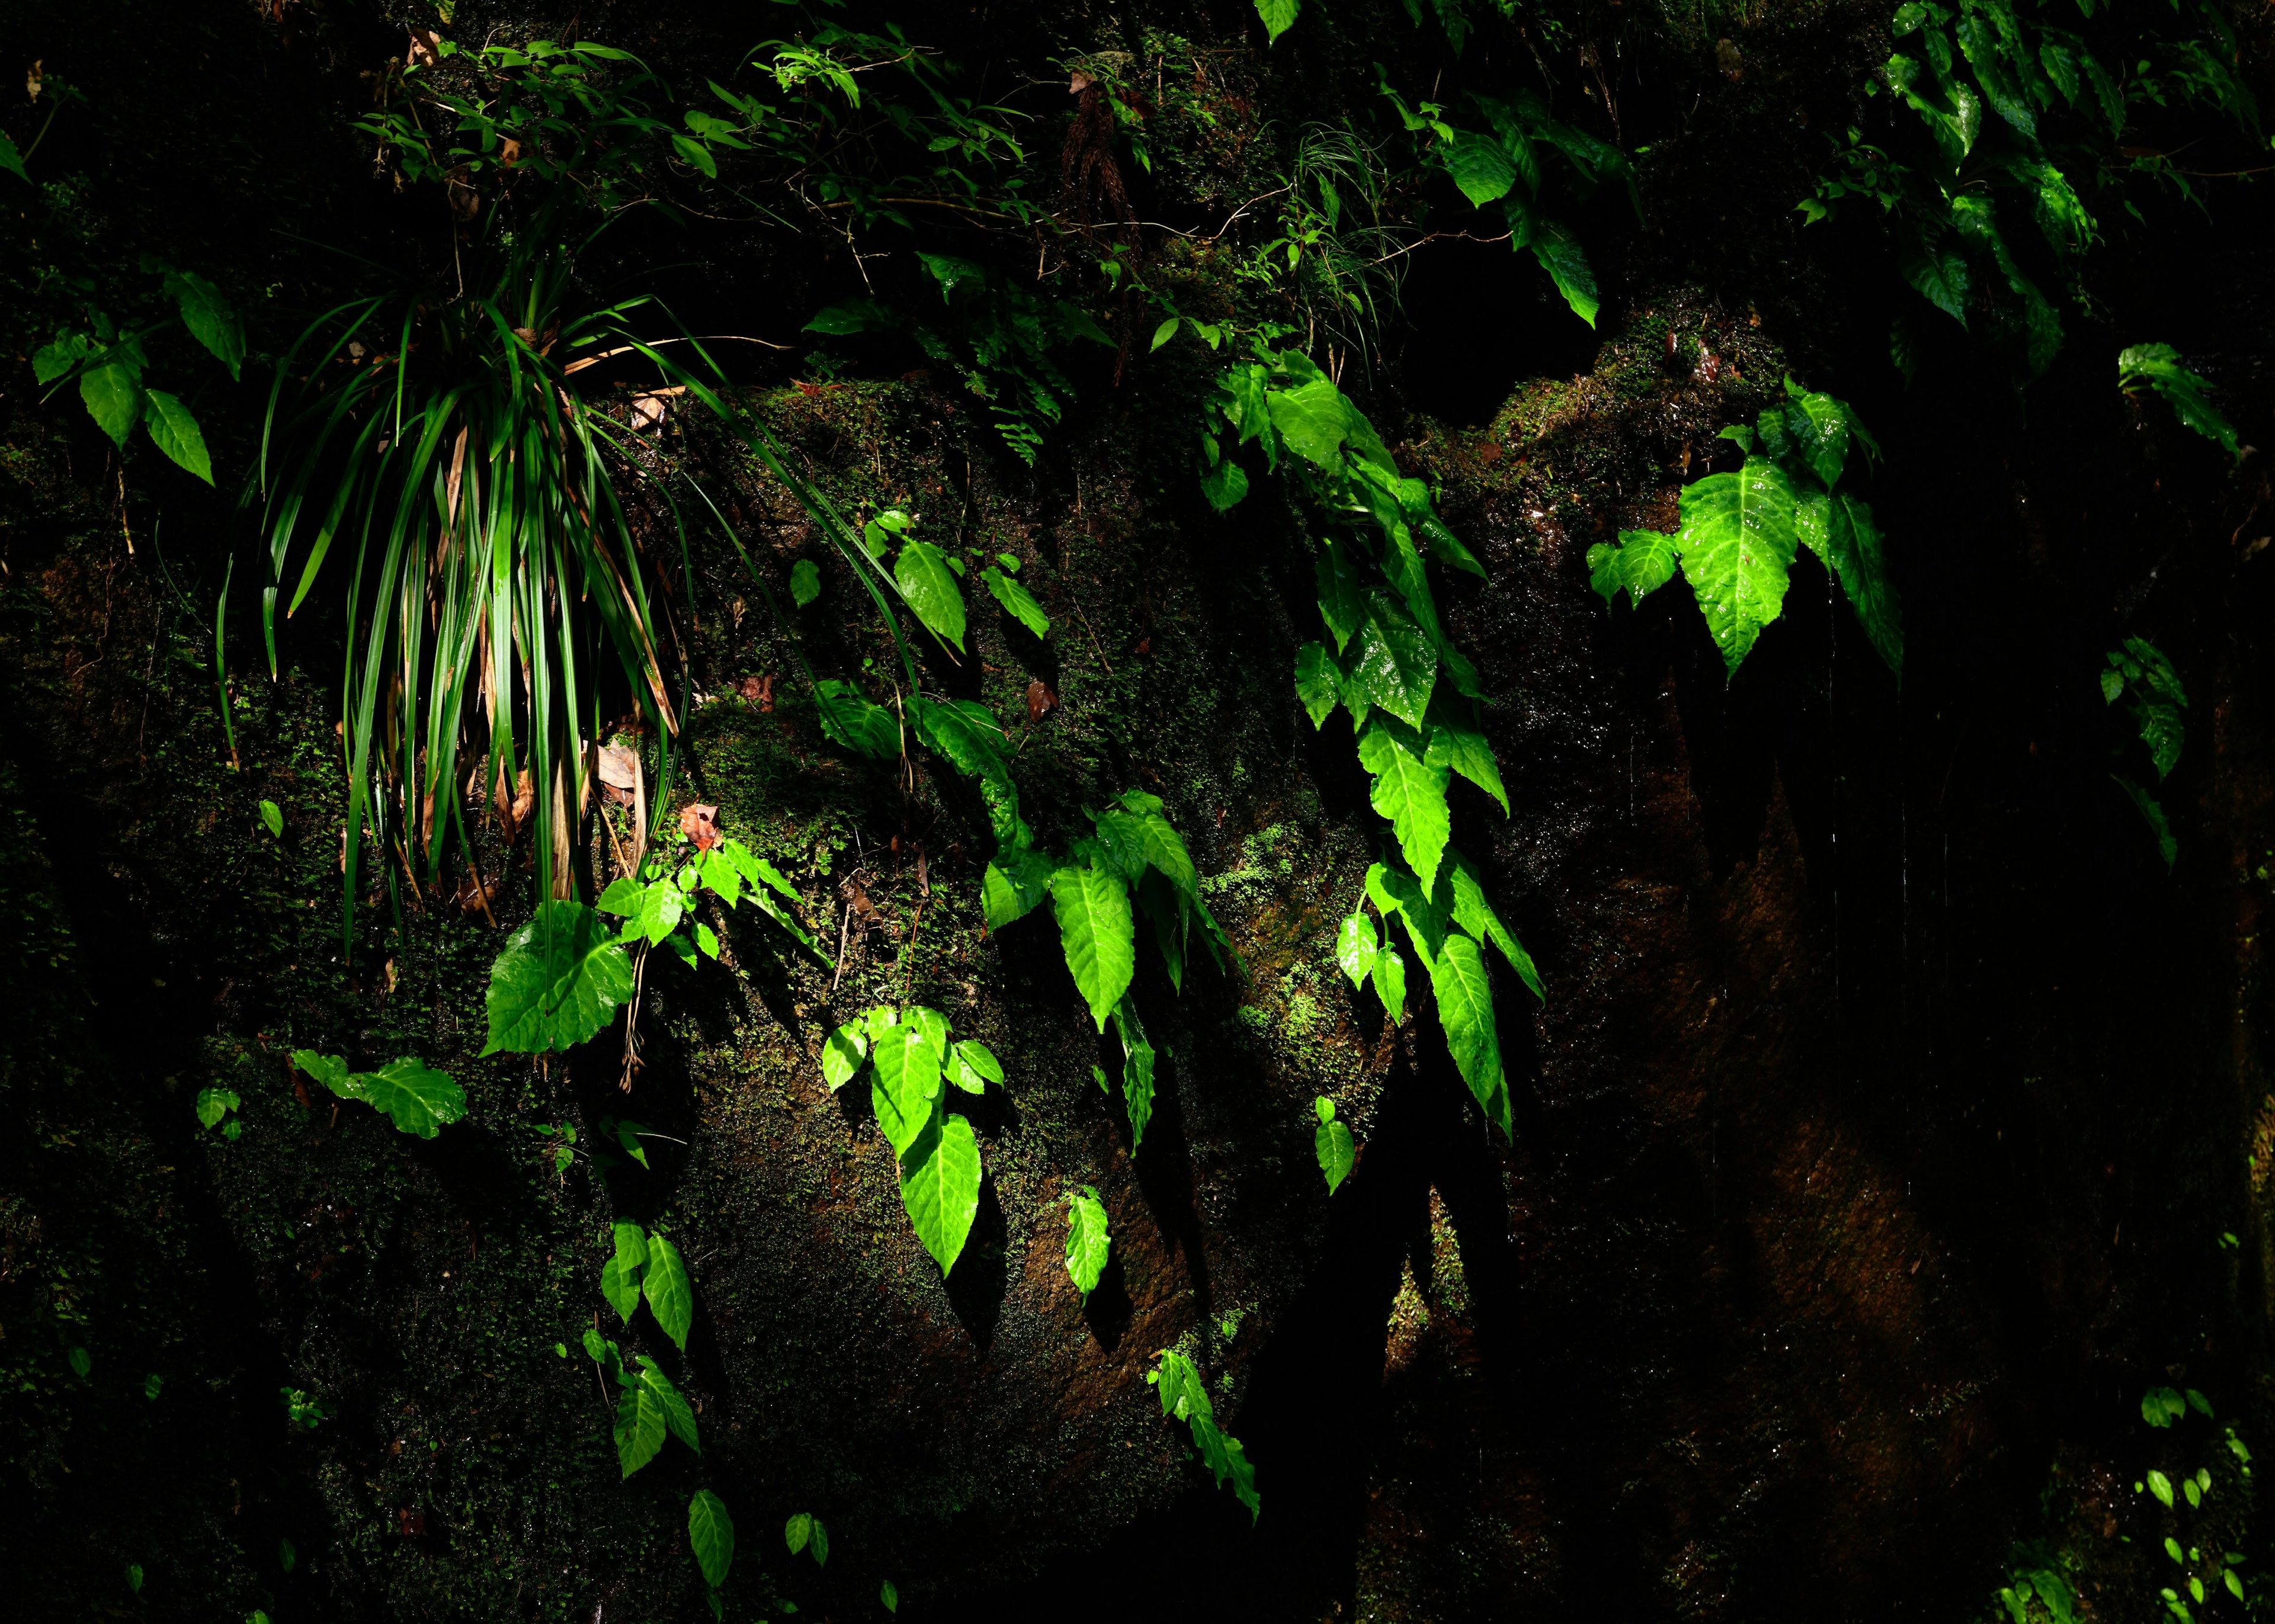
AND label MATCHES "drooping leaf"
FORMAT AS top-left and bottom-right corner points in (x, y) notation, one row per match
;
(789, 559), (822, 606)
(642, 1233), (695, 1350)
(1442, 852), (1544, 1002)
(1315, 1097), (1356, 1193)
(1372, 941), (1408, 1022)
(2119, 342), (2241, 461)
(1065, 1186), (1111, 1298)
(894, 539), (967, 650)
(1431, 933), (1509, 1135)
(784, 1512), (814, 1555)
(482, 900), (637, 1055)
(981, 566), (1051, 637)
(614, 1371), (669, 1478)
(1675, 457), (1800, 676)
(899, 1112), (982, 1272)
(910, 695), (1020, 845)
(2114, 774), (2178, 872)
(1255, 0), (1300, 43)
(1315, 543), (1368, 653)
(1347, 593), (1438, 728)
(195, 1086), (240, 1129)
(1050, 864), (1136, 1032)
(688, 1490), (735, 1589)
(812, 679), (901, 759)
(1527, 219), (1600, 327)
(612, 1219), (649, 1279)
(1114, 994), (1156, 1156)
(1356, 718), (1453, 896)
(599, 876), (684, 948)
(1447, 130), (1517, 205)
(79, 361), (144, 448)
(870, 1020), (945, 1158)
(300, 1054), (466, 1138)
(1822, 492), (1904, 678)
(983, 842), (1054, 929)
(1335, 910), (1379, 990)
(1265, 377), (1351, 468)
(140, 390), (213, 484)
(822, 1020), (870, 1089)
(169, 271), (243, 380)
(1587, 529), (1680, 608)
(635, 1355), (700, 1452)
(1424, 701), (1508, 816)
(600, 1254), (642, 1324)
(1295, 641), (1341, 729)
(948, 1039), (1003, 1095)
